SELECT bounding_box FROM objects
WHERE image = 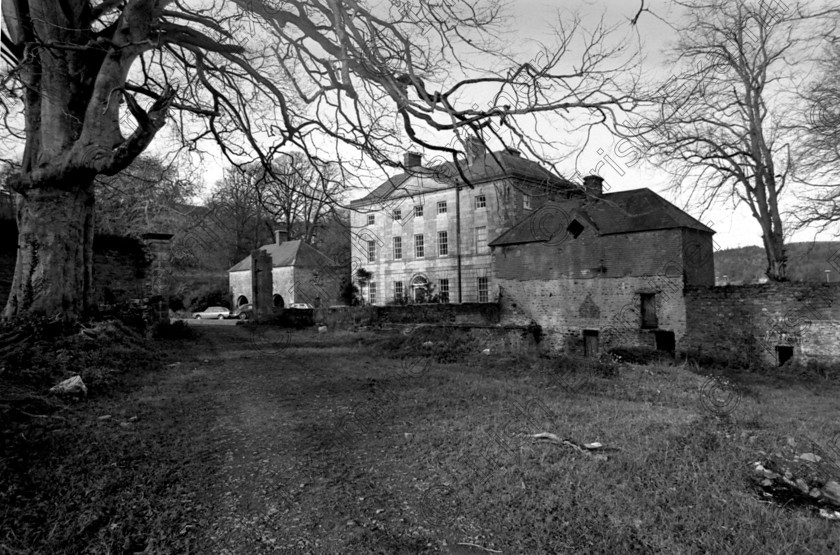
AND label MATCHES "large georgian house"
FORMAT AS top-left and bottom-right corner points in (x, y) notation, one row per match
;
(348, 143), (595, 305)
